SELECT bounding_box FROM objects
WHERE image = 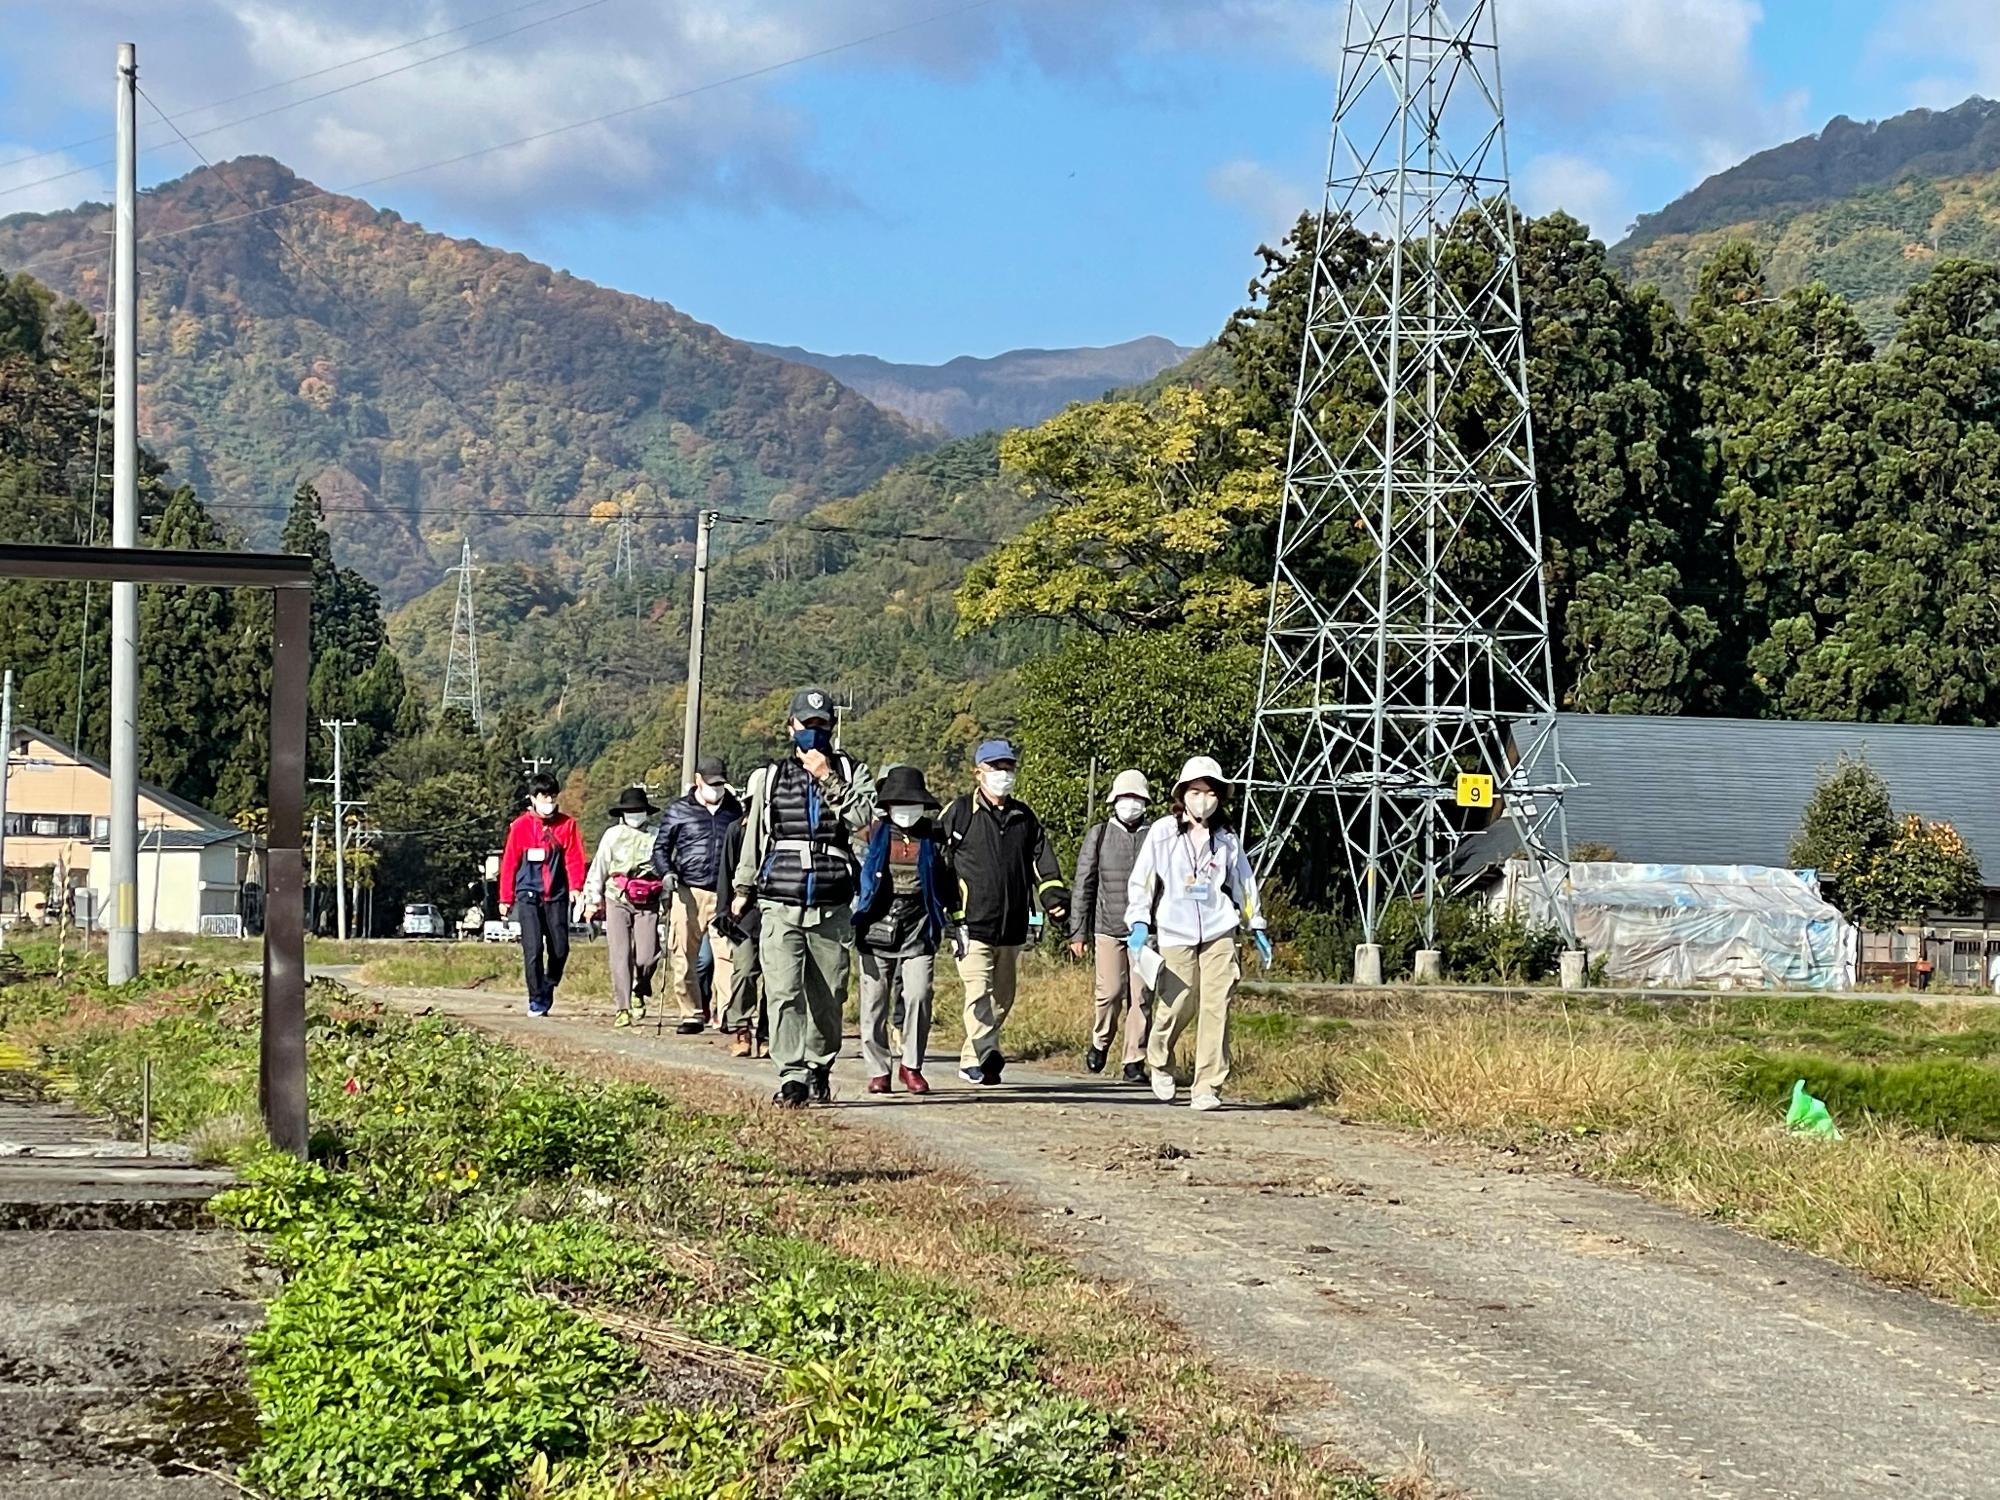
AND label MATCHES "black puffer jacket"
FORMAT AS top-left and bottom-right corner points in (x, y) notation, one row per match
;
(651, 790), (742, 888)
